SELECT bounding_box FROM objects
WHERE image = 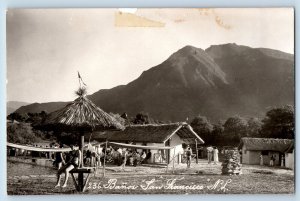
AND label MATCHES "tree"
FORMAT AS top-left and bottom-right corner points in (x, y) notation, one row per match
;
(190, 115), (213, 145)
(133, 112), (154, 125)
(211, 122), (224, 145)
(7, 122), (41, 144)
(223, 116), (248, 145)
(27, 111), (48, 126)
(7, 112), (27, 123)
(261, 105), (294, 139)
(247, 117), (262, 137)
